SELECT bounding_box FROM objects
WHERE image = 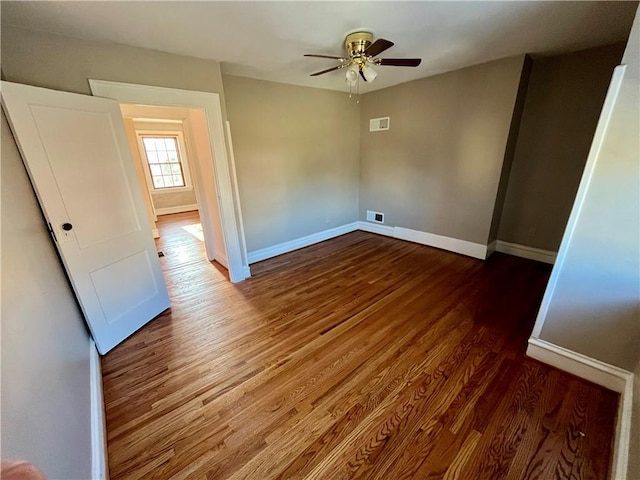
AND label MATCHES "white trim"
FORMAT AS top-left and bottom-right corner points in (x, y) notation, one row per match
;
(394, 226), (488, 259)
(225, 121), (249, 268)
(150, 186), (194, 195)
(495, 240), (557, 264)
(530, 65), (626, 338)
(152, 228), (160, 239)
(214, 249), (228, 268)
(248, 222), (359, 264)
(90, 339), (108, 480)
(526, 337), (633, 479)
(242, 265), (252, 278)
(357, 221), (488, 259)
(527, 337), (631, 392)
(486, 240), (497, 257)
(358, 221), (395, 237)
(155, 204), (199, 216)
(88, 80), (249, 283)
